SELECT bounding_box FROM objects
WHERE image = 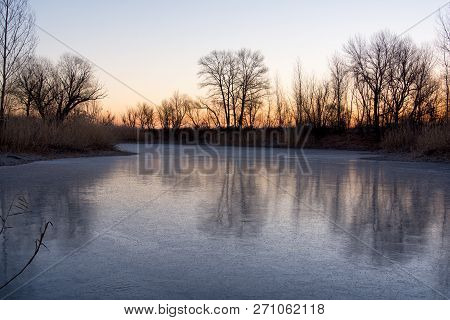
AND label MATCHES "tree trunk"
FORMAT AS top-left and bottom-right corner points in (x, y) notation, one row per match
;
(238, 89), (246, 128)
(337, 95), (341, 129)
(446, 66), (449, 124)
(26, 99), (31, 117)
(394, 108), (399, 128)
(238, 100), (245, 128)
(373, 92), (380, 137)
(0, 4), (9, 129)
